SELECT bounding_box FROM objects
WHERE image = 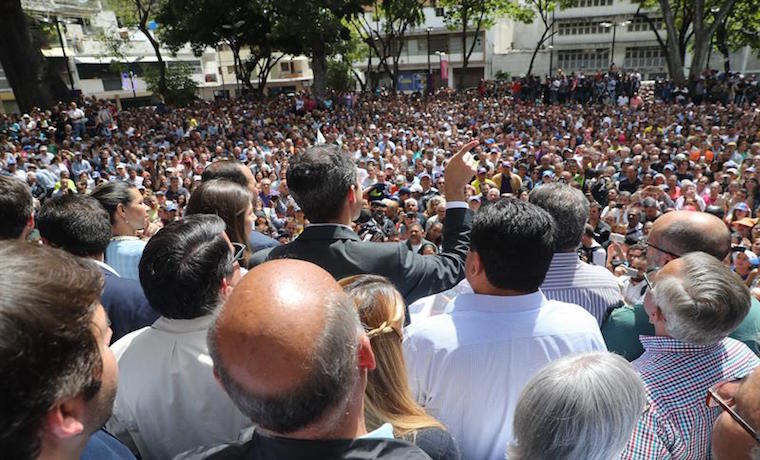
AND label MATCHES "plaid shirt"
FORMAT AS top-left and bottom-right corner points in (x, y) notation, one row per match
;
(619, 335), (760, 460)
